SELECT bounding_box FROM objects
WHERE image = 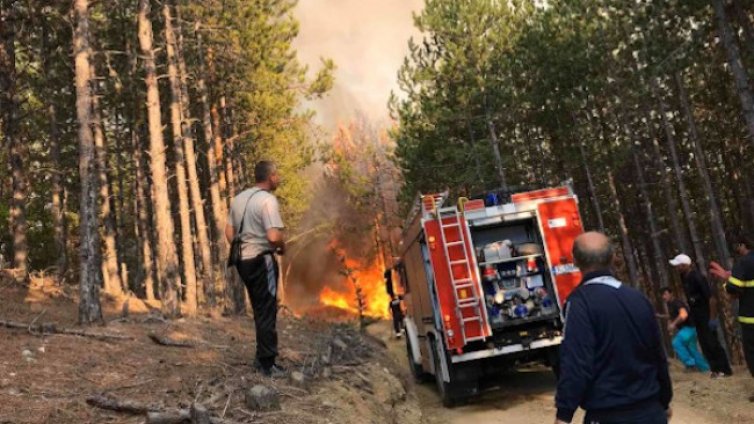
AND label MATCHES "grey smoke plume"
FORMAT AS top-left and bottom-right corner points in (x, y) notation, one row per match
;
(294, 0), (423, 126)
(285, 1), (420, 314)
